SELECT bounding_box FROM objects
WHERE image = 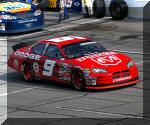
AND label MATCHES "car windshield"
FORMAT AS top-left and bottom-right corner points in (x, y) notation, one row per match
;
(62, 40), (107, 59)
